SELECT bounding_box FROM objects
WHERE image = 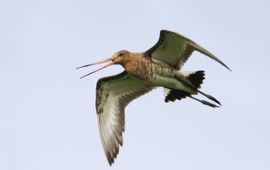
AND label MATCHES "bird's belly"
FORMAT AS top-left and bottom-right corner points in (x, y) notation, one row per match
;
(148, 74), (183, 88)
(146, 70), (195, 94)
(126, 63), (195, 94)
